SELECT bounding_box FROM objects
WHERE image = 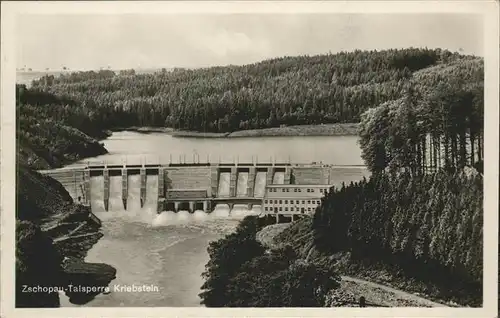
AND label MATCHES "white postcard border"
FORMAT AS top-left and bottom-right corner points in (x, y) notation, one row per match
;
(1, 1), (498, 317)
